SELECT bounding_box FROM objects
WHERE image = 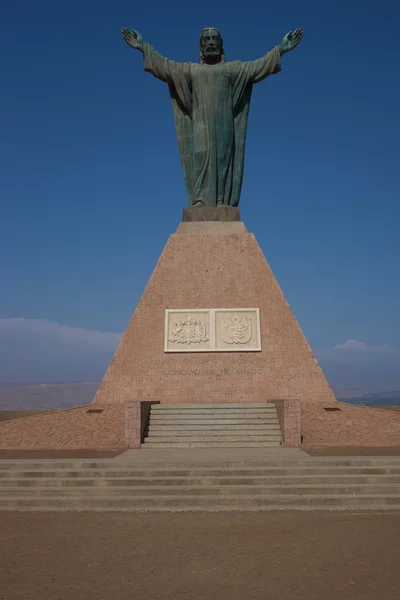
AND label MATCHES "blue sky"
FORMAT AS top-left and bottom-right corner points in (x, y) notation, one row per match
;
(1, 0), (399, 388)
